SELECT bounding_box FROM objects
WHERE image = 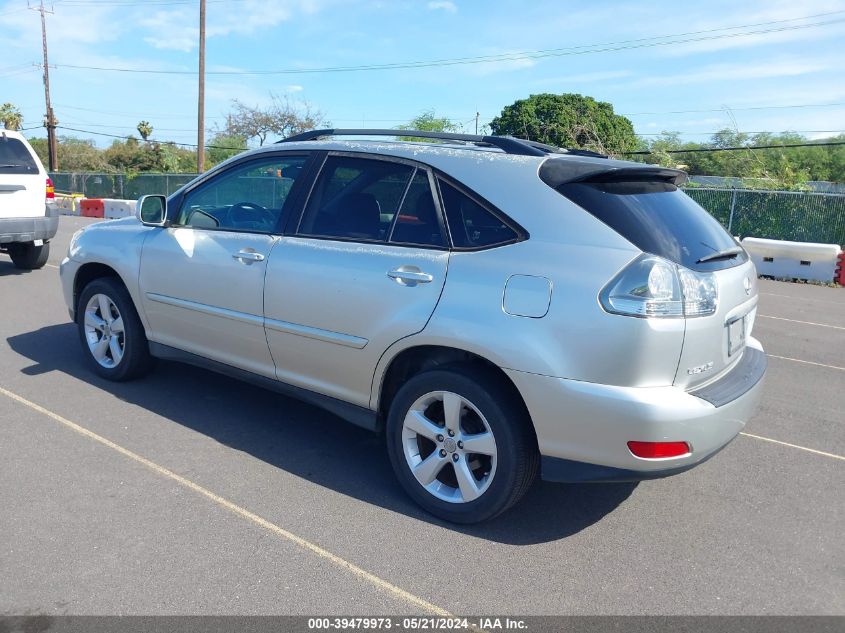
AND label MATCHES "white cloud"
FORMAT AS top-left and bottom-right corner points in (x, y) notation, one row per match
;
(427, 1), (457, 13)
